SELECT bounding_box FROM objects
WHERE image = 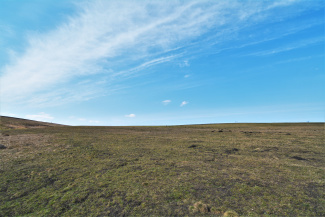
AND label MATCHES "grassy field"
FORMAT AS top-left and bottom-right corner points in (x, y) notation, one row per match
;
(0, 117), (324, 216)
